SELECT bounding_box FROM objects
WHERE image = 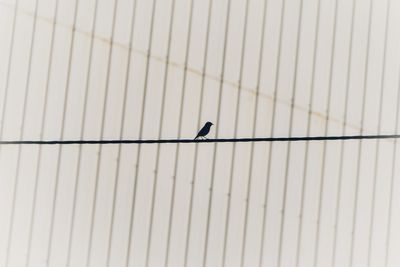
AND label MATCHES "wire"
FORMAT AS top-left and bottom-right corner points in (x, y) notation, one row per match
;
(1, 134), (400, 145)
